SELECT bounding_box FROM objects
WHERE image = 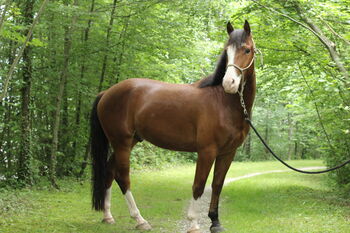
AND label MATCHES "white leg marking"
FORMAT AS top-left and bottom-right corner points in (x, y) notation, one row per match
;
(103, 187), (115, 223)
(124, 190), (148, 225)
(223, 45), (241, 94)
(187, 197), (201, 231)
